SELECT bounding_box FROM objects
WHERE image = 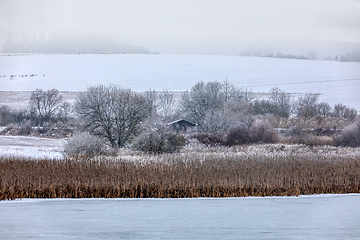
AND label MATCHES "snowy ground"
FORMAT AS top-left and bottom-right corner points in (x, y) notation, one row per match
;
(1, 194), (359, 239)
(0, 91), (78, 110)
(0, 54), (359, 109)
(0, 135), (65, 159)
